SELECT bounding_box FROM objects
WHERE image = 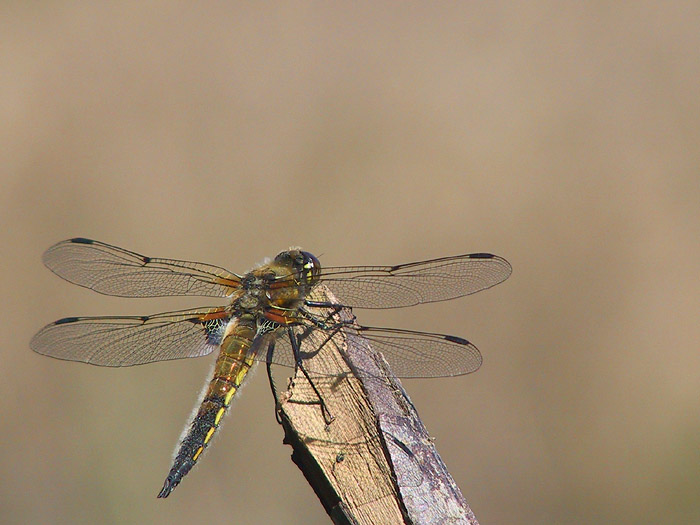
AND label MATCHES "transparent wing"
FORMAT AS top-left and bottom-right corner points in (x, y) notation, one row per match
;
(42, 238), (241, 297)
(348, 326), (482, 377)
(317, 253), (511, 309)
(264, 321), (481, 378)
(30, 307), (230, 367)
